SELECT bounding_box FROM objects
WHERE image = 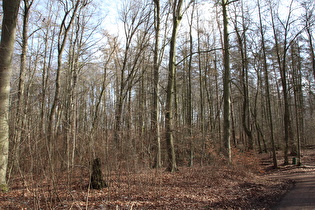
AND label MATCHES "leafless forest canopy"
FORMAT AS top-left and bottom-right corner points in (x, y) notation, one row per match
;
(2, 0), (315, 177)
